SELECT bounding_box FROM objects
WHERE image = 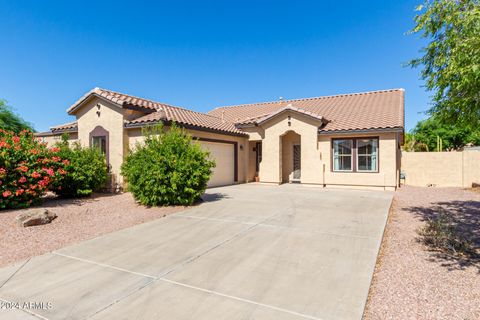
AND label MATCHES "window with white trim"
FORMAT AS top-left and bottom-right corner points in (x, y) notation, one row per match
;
(333, 139), (353, 171)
